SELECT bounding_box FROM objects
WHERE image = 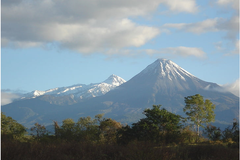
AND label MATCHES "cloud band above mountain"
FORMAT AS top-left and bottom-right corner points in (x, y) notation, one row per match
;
(1, 92), (20, 105)
(1, 0), (198, 54)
